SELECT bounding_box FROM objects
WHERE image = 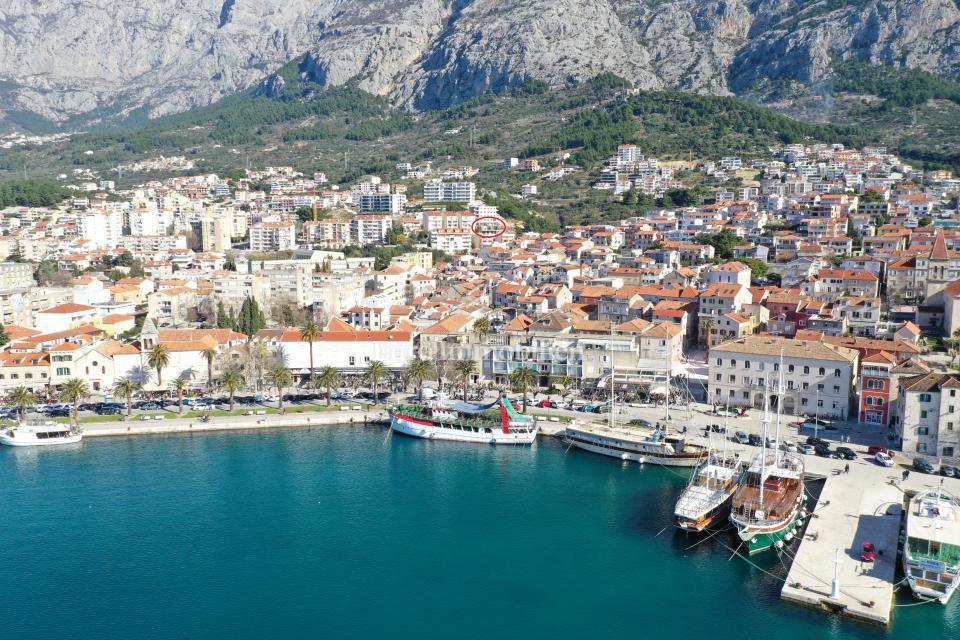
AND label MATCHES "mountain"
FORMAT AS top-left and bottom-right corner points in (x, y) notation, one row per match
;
(1, 0), (960, 130)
